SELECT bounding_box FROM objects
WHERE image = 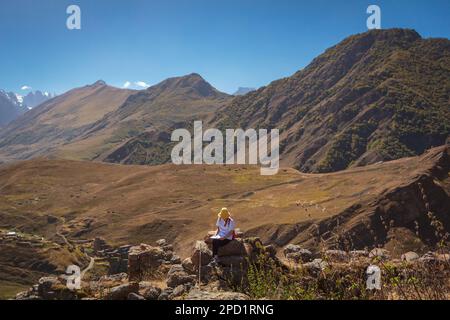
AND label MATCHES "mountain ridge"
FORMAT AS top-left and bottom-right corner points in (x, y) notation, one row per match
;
(211, 28), (450, 172)
(0, 29), (448, 171)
